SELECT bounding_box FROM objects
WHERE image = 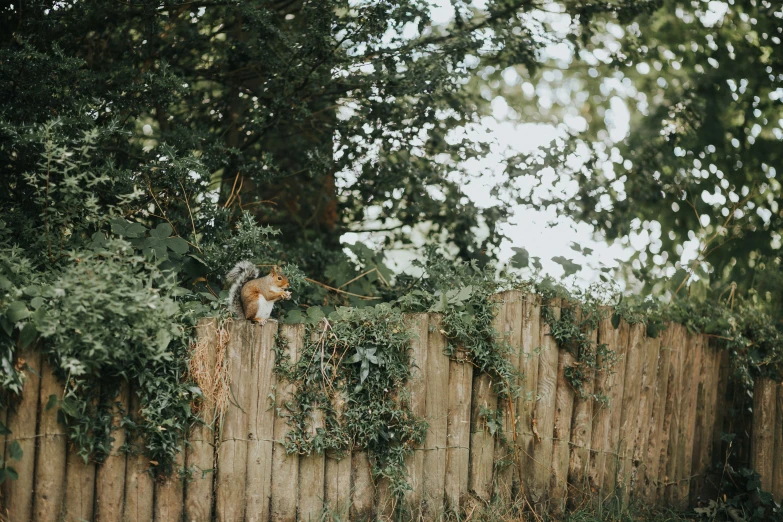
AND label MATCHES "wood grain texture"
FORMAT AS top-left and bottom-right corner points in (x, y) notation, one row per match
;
(750, 377), (777, 493)
(403, 313), (429, 516)
(616, 322), (645, 503)
(422, 314), (449, 519)
(153, 450), (184, 522)
(518, 293), (542, 505)
(587, 313), (617, 497)
(246, 321), (280, 522)
(708, 349), (730, 500)
(270, 323), (300, 522)
(630, 333), (661, 499)
(674, 333), (703, 508)
(123, 387), (154, 522)
(216, 320), (253, 522)
(95, 381), (131, 522)
(773, 383), (783, 503)
(663, 324), (686, 506)
(689, 340), (716, 505)
(351, 450), (375, 520)
(468, 372), (496, 502)
(298, 408), (325, 522)
(325, 451), (351, 520)
(550, 328), (576, 515)
(489, 292), (513, 504)
(602, 319), (630, 500)
(530, 298), (560, 509)
(33, 360), (67, 522)
(3, 347), (42, 522)
(184, 318), (219, 522)
(445, 351), (473, 510)
(641, 325), (674, 504)
(568, 309), (599, 508)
